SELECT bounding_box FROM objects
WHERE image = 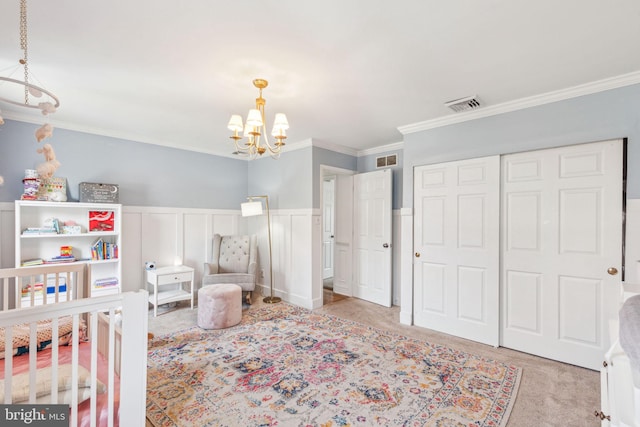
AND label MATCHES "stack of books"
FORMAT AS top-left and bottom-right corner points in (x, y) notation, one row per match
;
(94, 277), (119, 289)
(45, 255), (76, 264)
(21, 282), (68, 297)
(22, 227), (58, 235)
